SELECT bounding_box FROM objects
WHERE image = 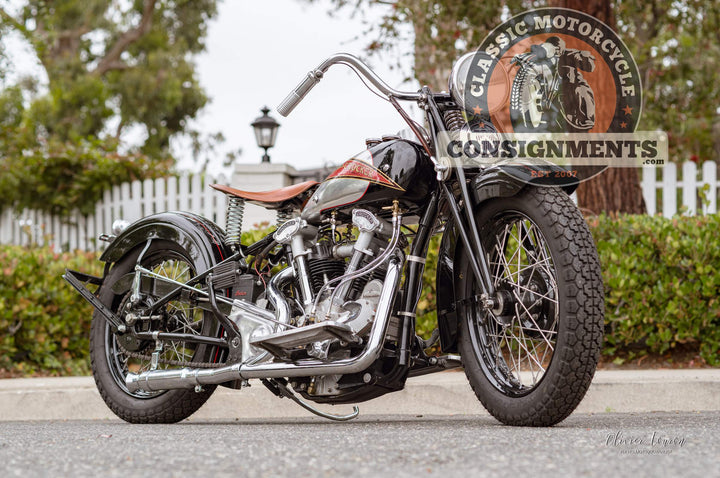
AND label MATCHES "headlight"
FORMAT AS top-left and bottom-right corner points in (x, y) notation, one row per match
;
(448, 52), (476, 110)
